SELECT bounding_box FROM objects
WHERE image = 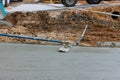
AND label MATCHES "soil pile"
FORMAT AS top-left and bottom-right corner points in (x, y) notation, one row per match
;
(0, 6), (120, 46)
